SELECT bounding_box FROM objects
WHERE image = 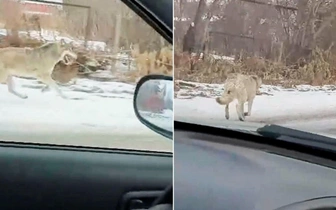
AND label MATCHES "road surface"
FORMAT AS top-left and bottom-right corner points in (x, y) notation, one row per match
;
(175, 96), (336, 138)
(0, 122), (172, 152)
